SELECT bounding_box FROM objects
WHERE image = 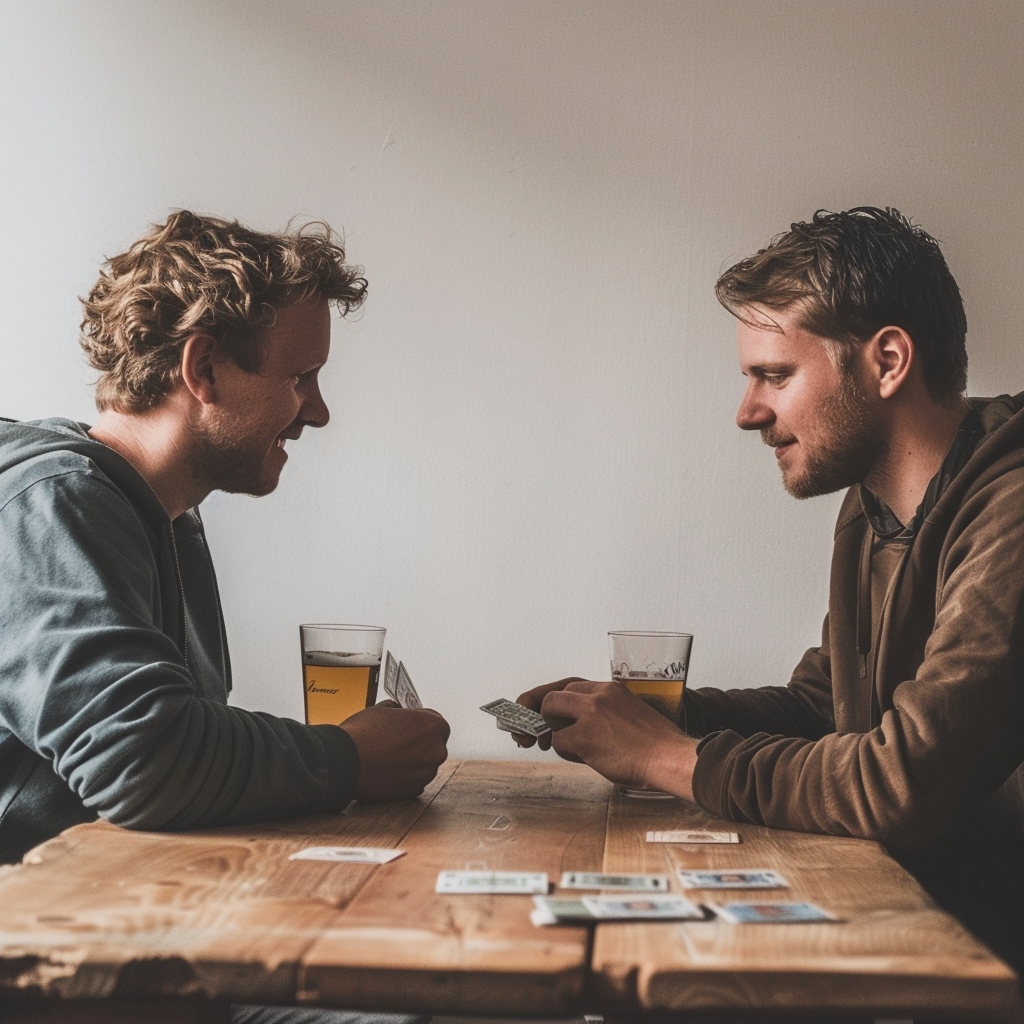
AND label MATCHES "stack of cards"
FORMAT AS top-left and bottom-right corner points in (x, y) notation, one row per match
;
(436, 870), (549, 894)
(382, 652), (423, 710)
(532, 894), (705, 926)
(480, 698), (551, 737)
